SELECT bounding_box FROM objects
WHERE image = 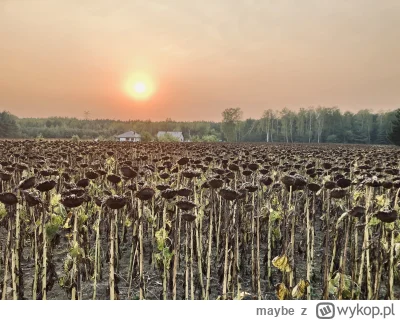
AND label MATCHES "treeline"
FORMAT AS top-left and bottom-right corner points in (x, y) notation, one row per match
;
(1, 113), (222, 141)
(0, 107), (398, 144)
(221, 107), (398, 144)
